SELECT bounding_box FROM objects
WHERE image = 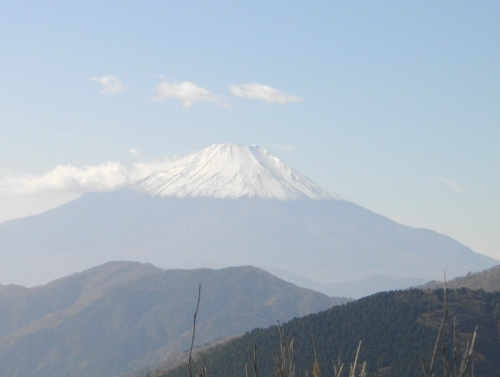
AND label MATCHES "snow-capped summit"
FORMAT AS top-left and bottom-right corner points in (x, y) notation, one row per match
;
(132, 143), (341, 200)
